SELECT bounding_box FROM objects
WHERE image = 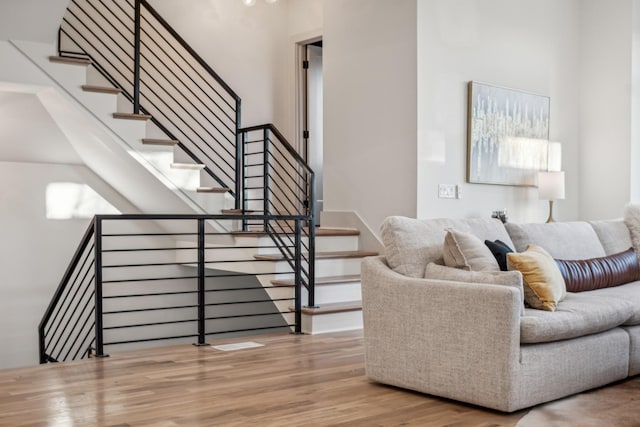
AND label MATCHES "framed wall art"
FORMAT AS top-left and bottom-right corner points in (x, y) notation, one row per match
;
(467, 81), (550, 186)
